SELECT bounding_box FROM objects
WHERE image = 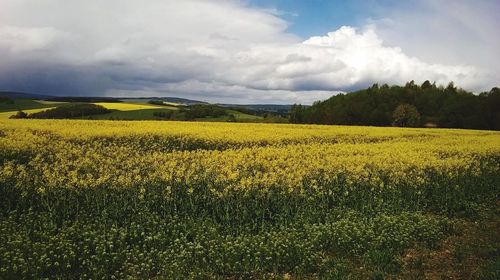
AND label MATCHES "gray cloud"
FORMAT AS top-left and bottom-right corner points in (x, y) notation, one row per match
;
(0, 0), (497, 104)
(367, 0), (500, 89)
